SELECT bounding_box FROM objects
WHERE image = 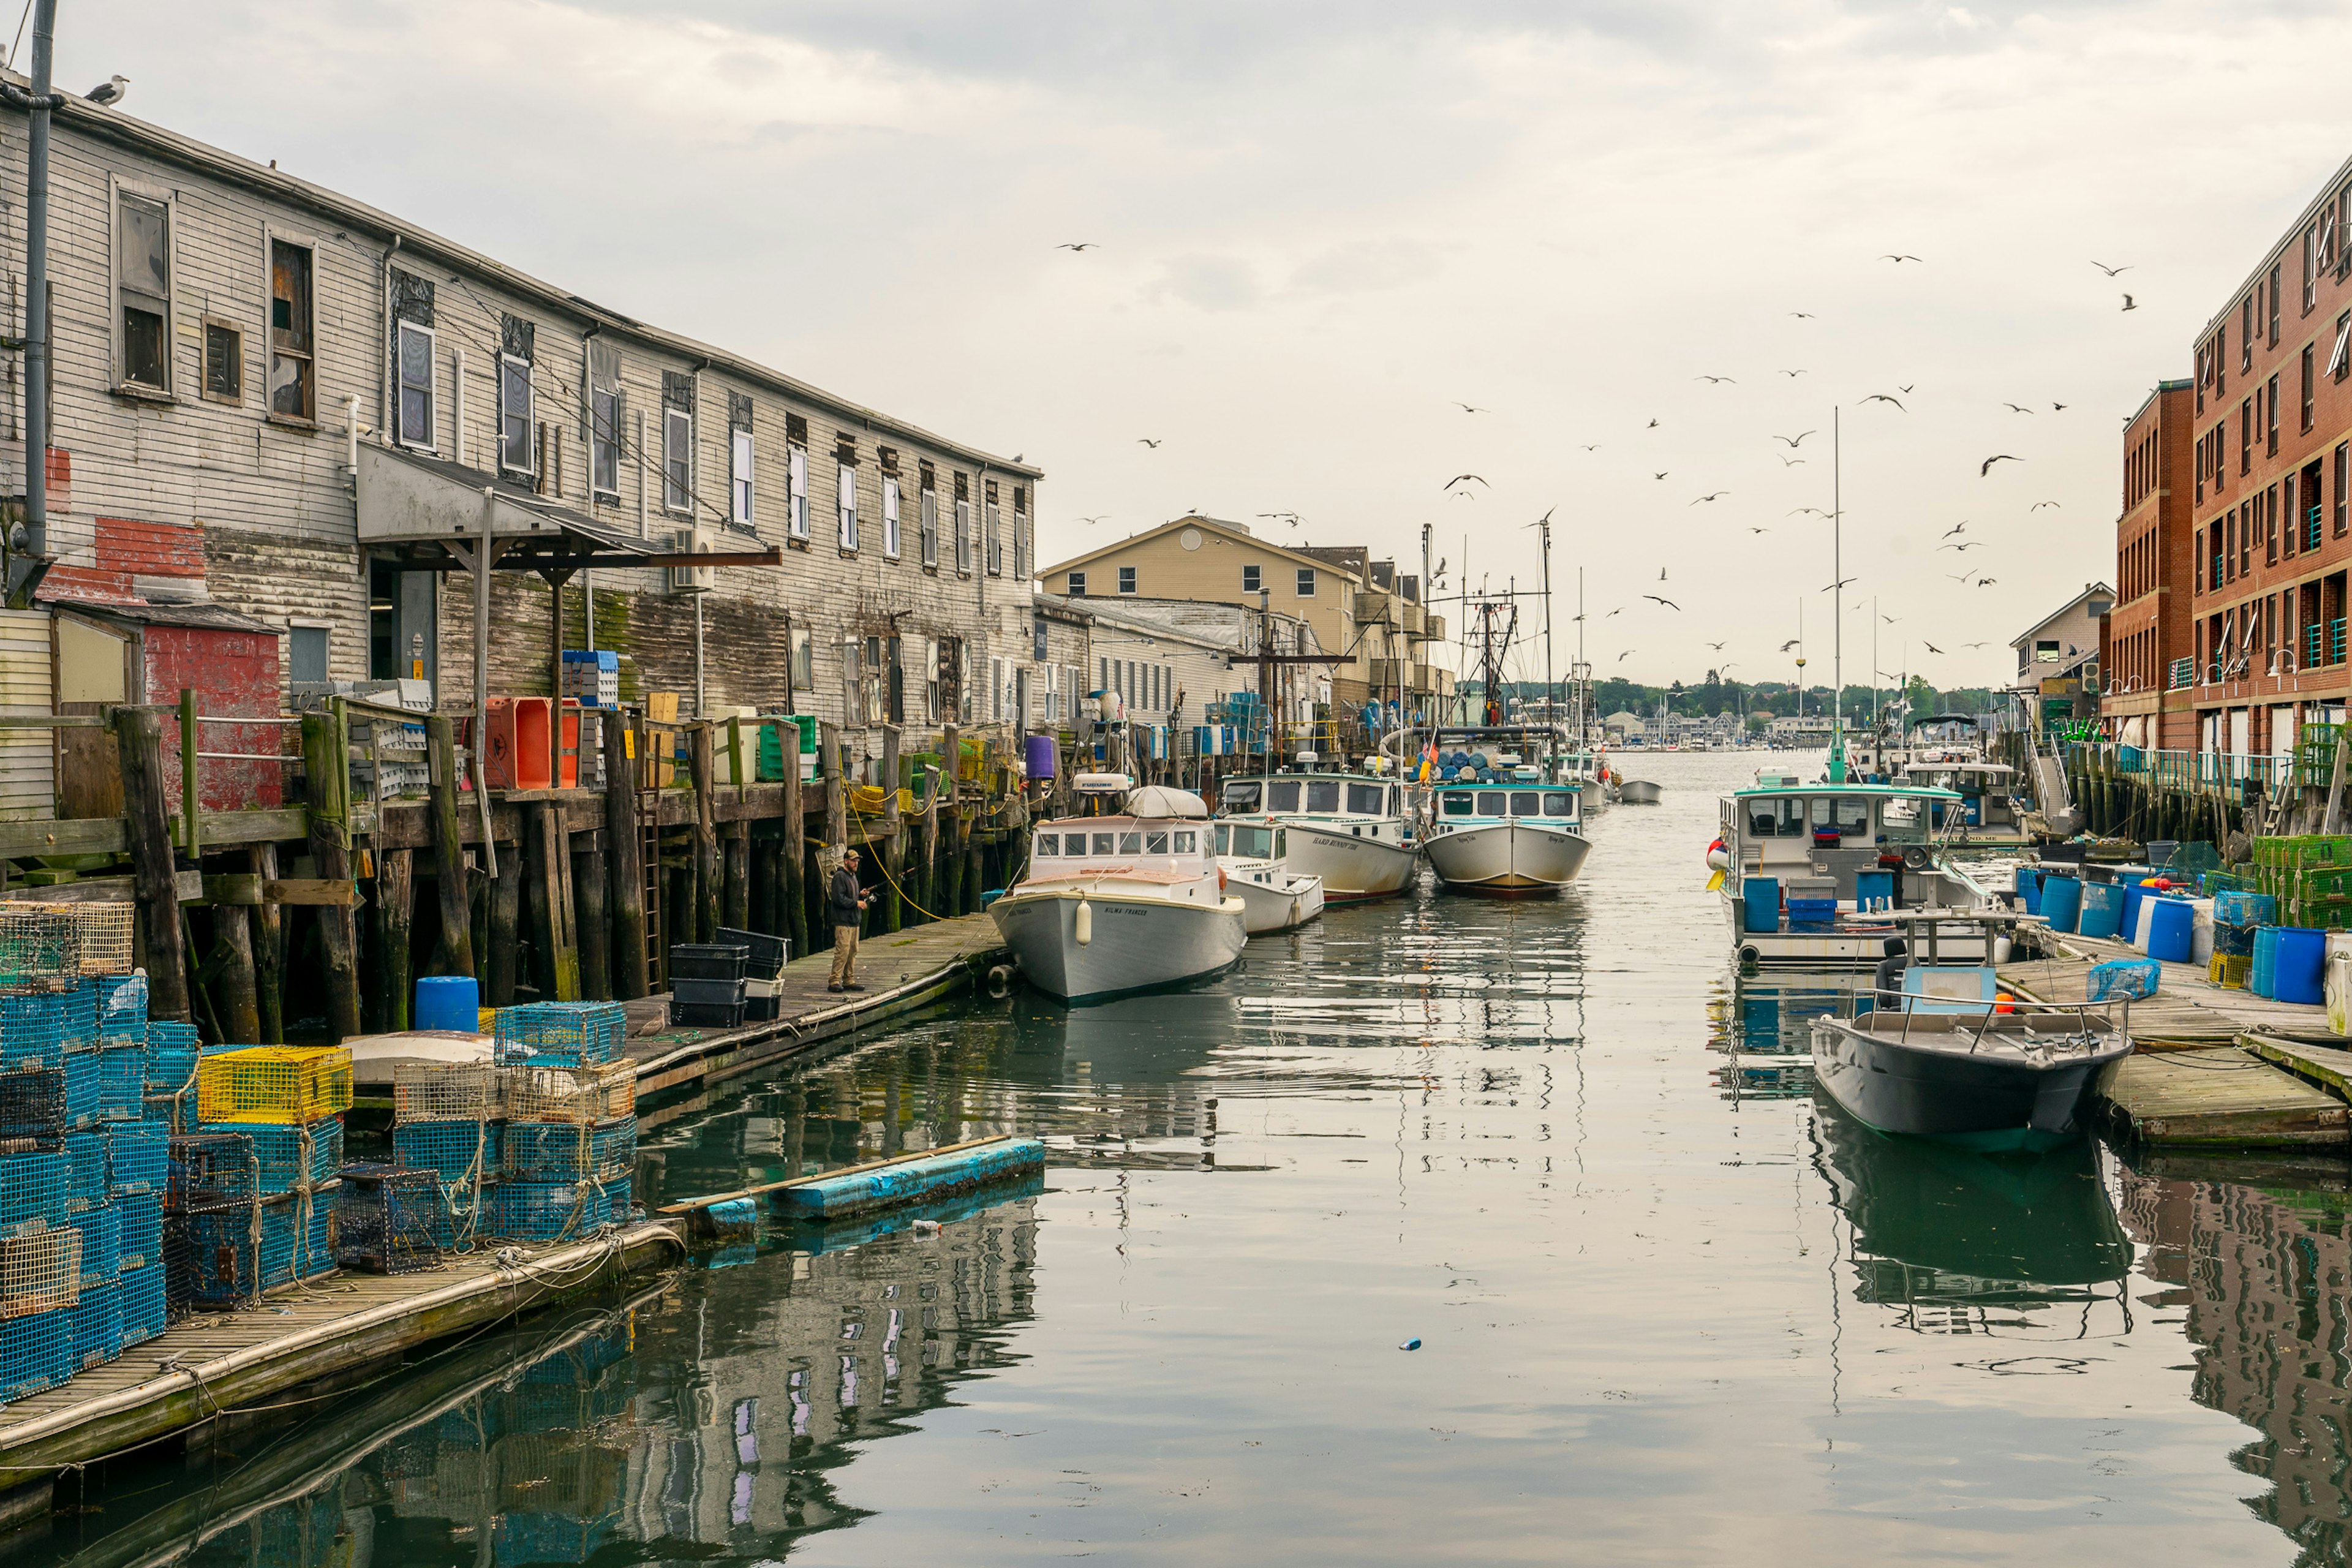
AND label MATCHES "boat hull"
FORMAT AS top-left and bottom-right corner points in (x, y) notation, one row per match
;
(1226, 870), (1325, 933)
(1282, 822), (1422, 903)
(1809, 1015), (2131, 1150)
(990, 889), (1248, 1002)
(1424, 821), (1591, 894)
(1616, 780), (1663, 805)
(1725, 904), (1994, 968)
